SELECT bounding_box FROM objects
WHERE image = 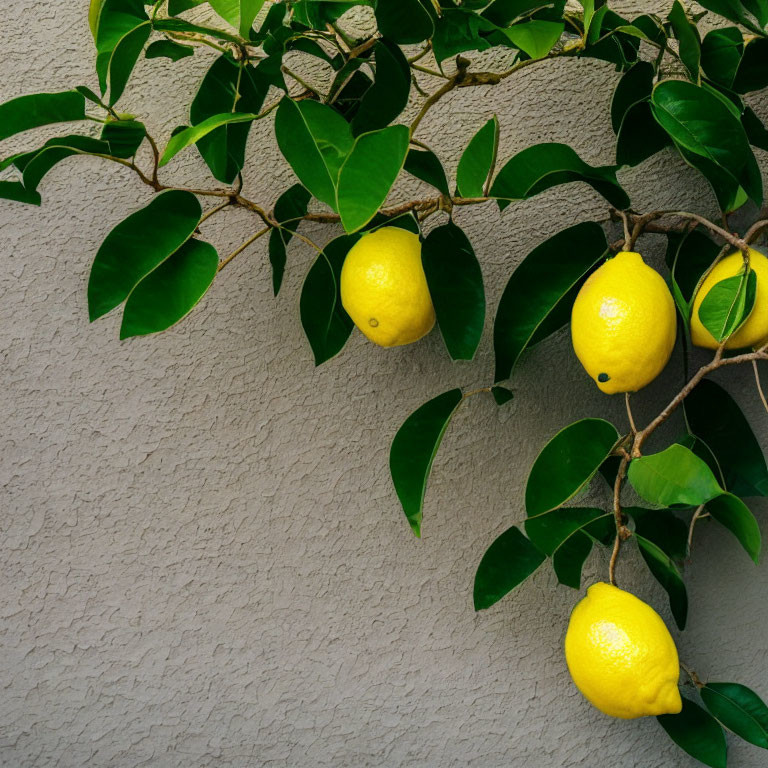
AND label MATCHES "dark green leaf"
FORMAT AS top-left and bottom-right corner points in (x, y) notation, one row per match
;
(526, 419), (619, 517)
(120, 238), (218, 339)
(101, 119), (146, 158)
(706, 493), (761, 563)
(525, 506), (611, 555)
(88, 190), (202, 321)
(337, 124), (410, 232)
(300, 234), (359, 366)
(744, 106), (768, 152)
(491, 385), (514, 406)
(616, 100), (672, 167)
(269, 184), (311, 296)
(701, 28), (743, 89)
(351, 40), (410, 136)
(668, 0), (701, 80)
(390, 388), (464, 537)
(421, 222), (485, 361)
(474, 526), (546, 610)
(107, 21), (151, 106)
(490, 142), (629, 210)
(628, 444), (723, 508)
(375, 0), (436, 44)
(94, 0), (148, 92)
(685, 378), (768, 497)
(403, 148), (450, 196)
(697, 268), (757, 342)
(652, 79), (762, 206)
(494, 222), (607, 382)
(627, 507), (689, 560)
(146, 39), (195, 61)
(553, 531), (593, 588)
(500, 20), (564, 59)
(457, 116), (499, 199)
(0, 91), (85, 142)
(610, 61), (655, 133)
(635, 533), (688, 629)
(664, 228), (720, 318)
(0, 181), (41, 206)
(431, 8), (495, 63)
(695, 0), (766, 35)
(734, 38), (768, 93)
(658, 697), (728, 768)
(701, 682), (768, 749)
